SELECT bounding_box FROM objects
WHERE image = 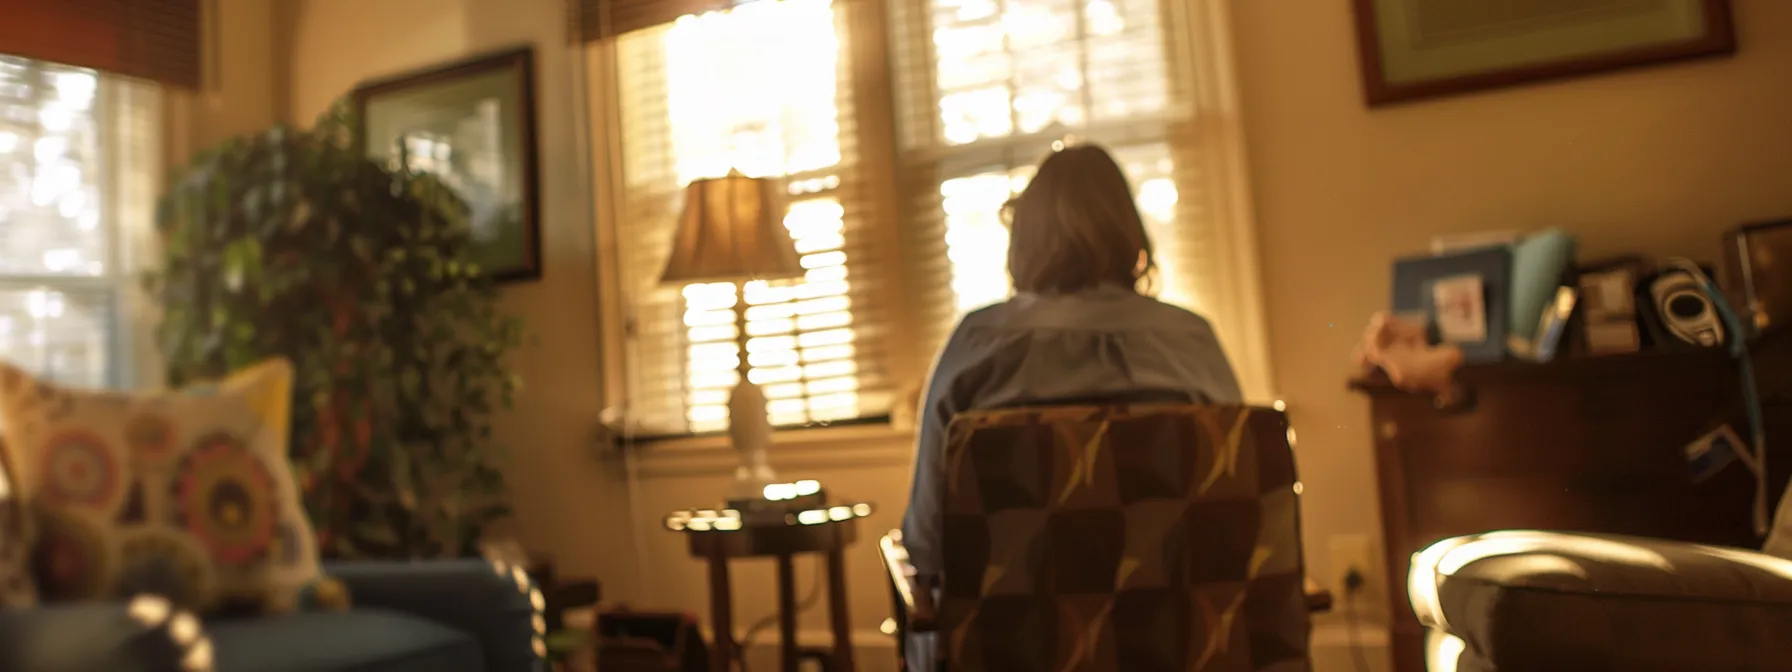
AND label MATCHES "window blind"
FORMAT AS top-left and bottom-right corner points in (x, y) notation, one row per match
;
(889, 0), (1241, 368)
(613, 0), (892, 437)
(0, 0), (201, 88)
(0, 56), (161, 389)
(570, 0), (735, 42)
